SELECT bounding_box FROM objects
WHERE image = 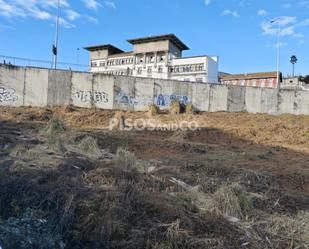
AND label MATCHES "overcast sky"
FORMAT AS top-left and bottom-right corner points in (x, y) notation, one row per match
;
(0, 0), (308, 75)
